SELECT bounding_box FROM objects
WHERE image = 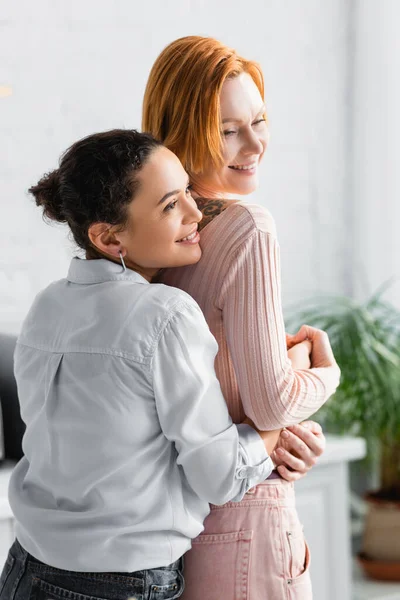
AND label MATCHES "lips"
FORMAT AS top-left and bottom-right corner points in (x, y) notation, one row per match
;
(229, 161), (258, 171)
(176, 227), (198, 243)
